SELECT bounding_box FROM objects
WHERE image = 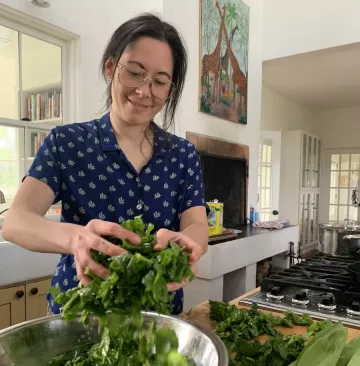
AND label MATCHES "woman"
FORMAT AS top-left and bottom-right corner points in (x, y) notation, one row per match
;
(2, 14), (208, 316)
